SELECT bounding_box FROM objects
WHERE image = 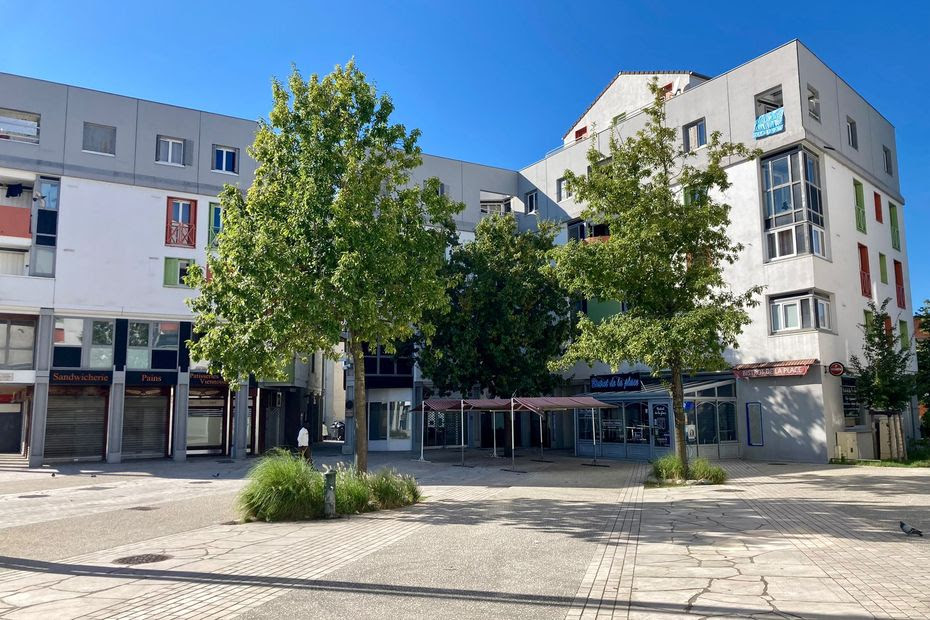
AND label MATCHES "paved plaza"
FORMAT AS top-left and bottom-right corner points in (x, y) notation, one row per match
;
(0, 449), (928, 619)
